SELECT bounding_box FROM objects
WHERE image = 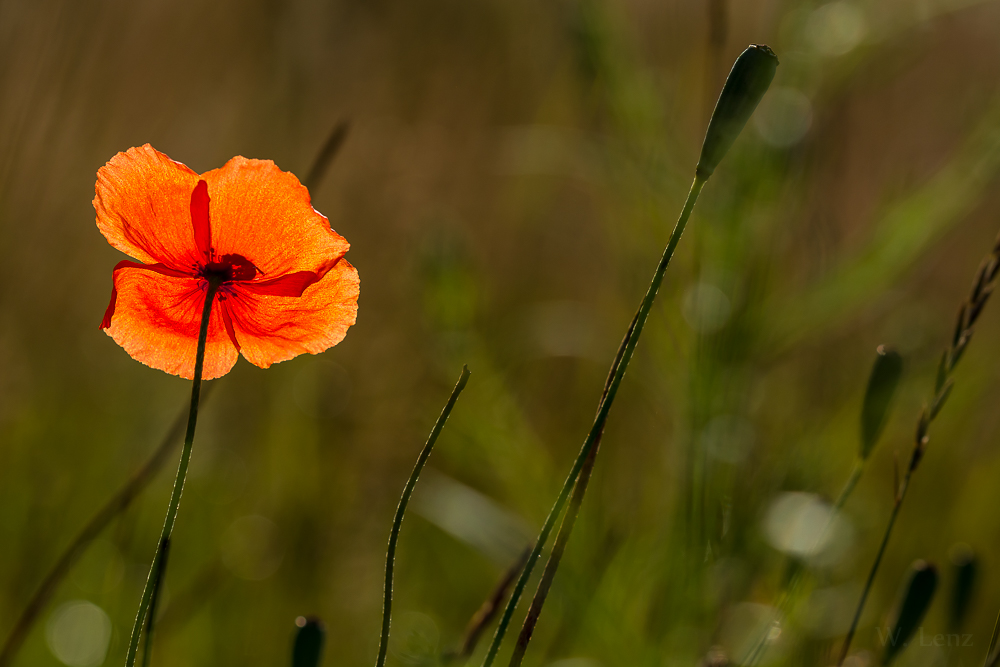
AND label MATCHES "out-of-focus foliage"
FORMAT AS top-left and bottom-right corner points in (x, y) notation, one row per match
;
(2, 1), (1000, 666)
